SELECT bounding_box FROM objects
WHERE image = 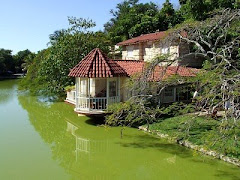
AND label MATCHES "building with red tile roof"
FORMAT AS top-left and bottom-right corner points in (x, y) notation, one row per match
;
(117, 31), (204, 67)
(66, 30), (202, 115)
(117, 31), (167, 46)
